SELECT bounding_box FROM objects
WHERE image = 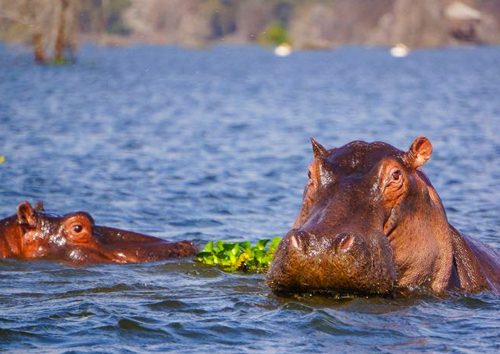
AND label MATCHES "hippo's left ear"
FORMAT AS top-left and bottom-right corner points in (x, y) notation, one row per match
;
(407, 136), (433, 169)
(17, 201), (37, 227)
